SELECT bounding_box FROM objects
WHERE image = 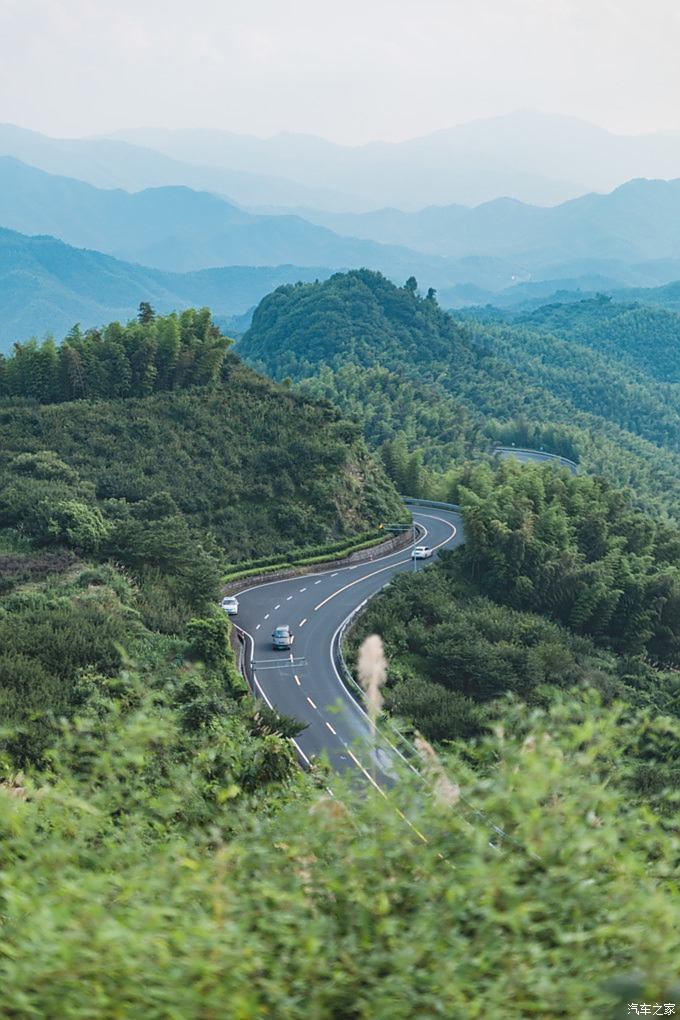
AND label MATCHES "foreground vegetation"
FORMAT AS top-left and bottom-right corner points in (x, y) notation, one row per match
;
(3, 692), (680, 1017)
